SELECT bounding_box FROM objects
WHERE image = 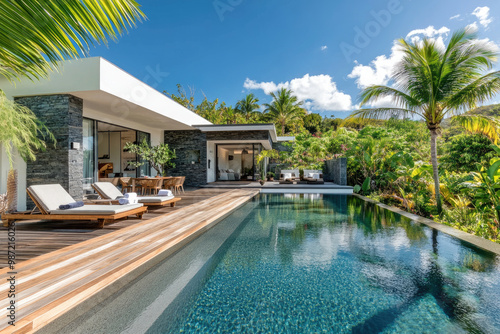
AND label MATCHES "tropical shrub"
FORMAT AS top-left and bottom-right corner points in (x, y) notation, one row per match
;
(440, 134), (494, 173)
